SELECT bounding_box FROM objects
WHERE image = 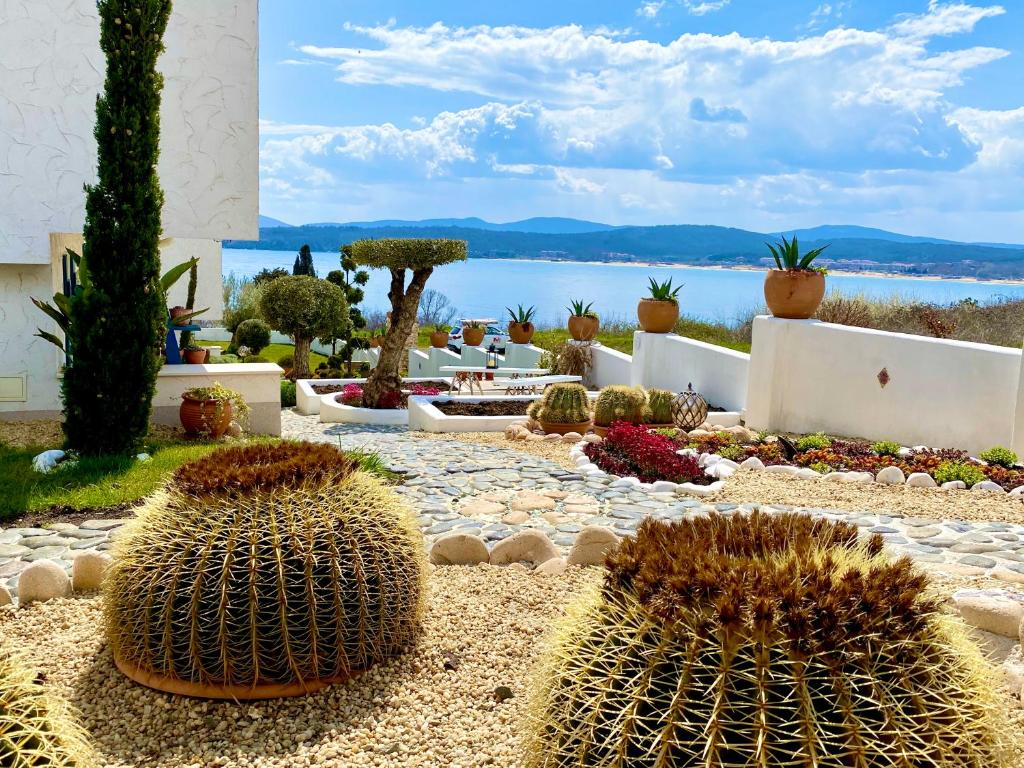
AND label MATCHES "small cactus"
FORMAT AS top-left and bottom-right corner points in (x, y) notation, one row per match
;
(0, 648), (95, 767)
(527, 512), (1005, 768)
(105, 443), (426, 698)
(535, 383), (590, 424)
(593, 385), (646, 428)
(641, 388), (673, 424)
